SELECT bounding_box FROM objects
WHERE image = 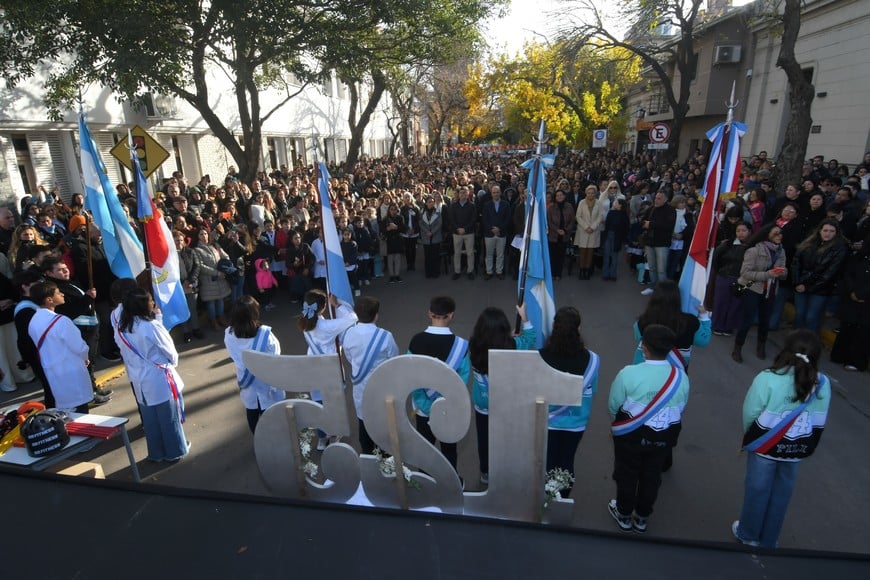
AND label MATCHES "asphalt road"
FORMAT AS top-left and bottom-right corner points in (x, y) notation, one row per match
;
(3, 258), (868, 554)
